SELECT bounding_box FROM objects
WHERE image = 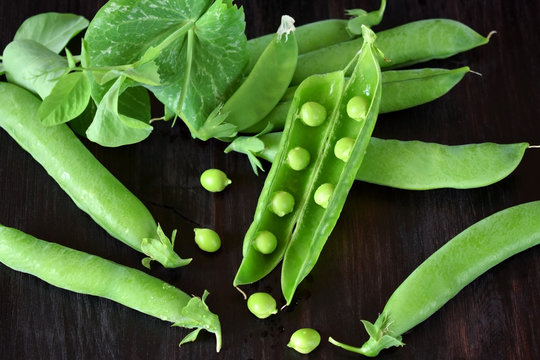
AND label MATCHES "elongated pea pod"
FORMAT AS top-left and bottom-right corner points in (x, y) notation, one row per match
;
(0, 224), (221, 351)
(280, 26), (382, 305)
(211, 15), (297, 134)
(292, 19), (490, 85)
(233, 71), (346, 286)
(0, 82), (189, 269)
(244, 66), (470, 133)
(357, 139), (529, 190)
(250, 133), (527, 190)
(245, 0), (387, 71)
(329, 200), (540, 356)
